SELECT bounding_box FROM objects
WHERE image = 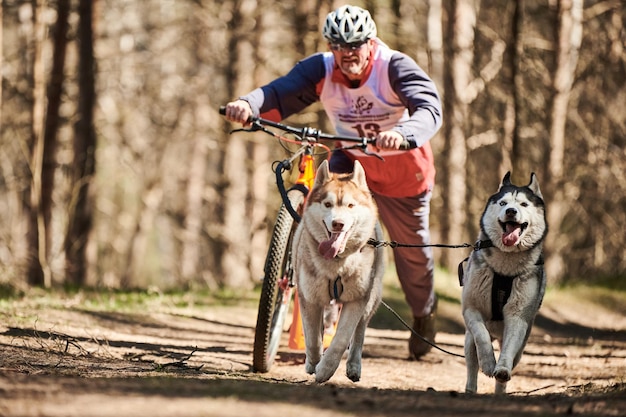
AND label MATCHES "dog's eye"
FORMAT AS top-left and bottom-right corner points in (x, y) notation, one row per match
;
(347, 203), (354, 209)
(324, 202), (332, 208)
(520, 202), (528, 207)
(499, 201), (506, 206)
